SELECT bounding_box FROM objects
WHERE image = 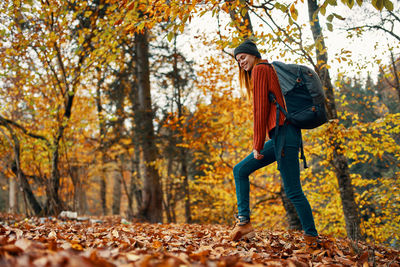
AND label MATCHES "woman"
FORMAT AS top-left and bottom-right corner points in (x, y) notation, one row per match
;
(230, 39), (319, 245)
